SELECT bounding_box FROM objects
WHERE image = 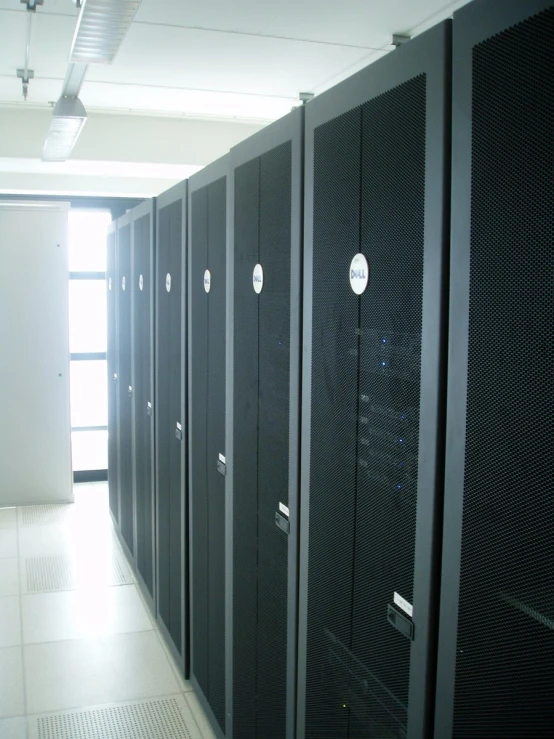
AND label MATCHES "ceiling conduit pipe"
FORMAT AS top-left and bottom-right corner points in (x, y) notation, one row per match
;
(17, 0), (44, 100)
